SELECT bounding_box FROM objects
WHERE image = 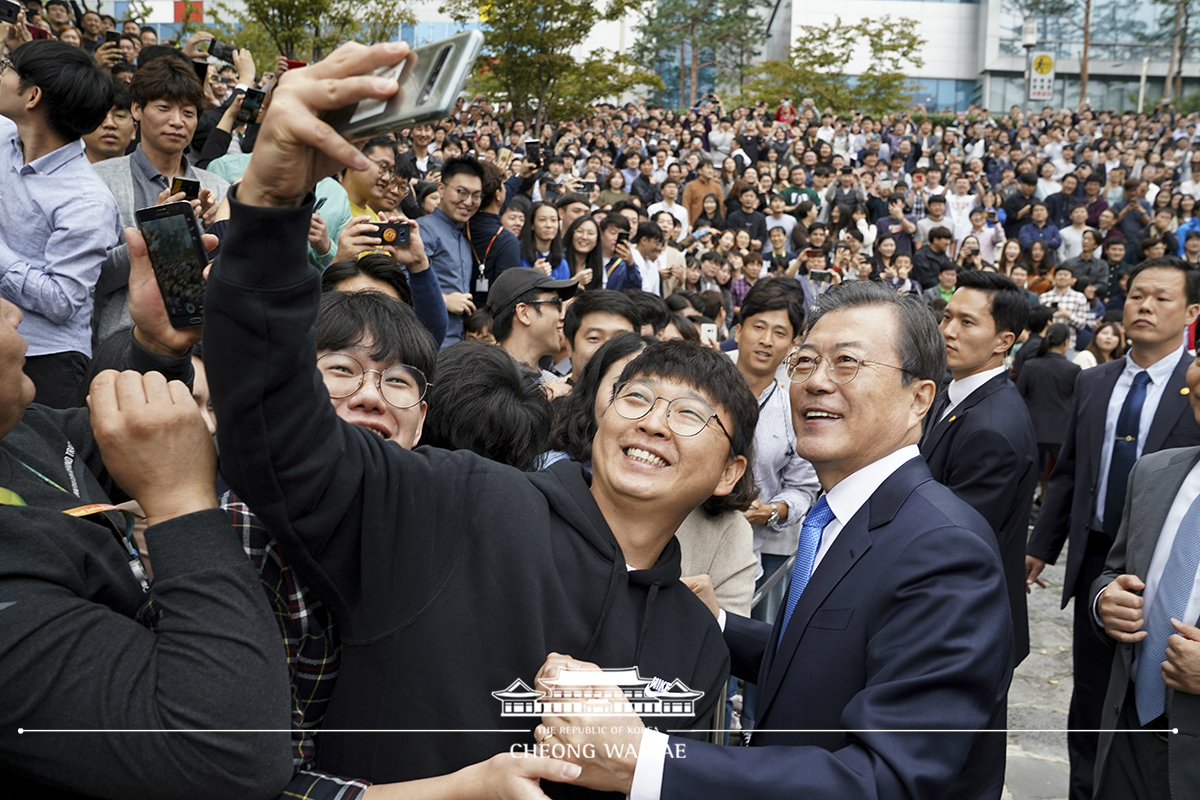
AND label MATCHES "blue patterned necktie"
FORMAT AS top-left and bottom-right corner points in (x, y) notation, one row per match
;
(779, 496), (835, 643)
(1104, 371), (1151, 537)
(1135, 490), (1200, 725)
